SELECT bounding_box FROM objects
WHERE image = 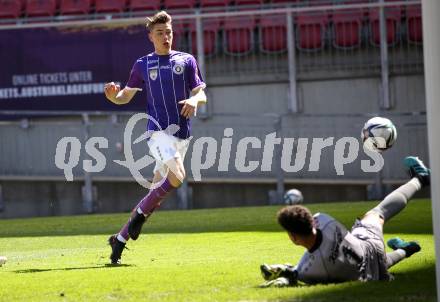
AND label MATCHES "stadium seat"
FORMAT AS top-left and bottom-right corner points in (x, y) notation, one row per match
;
(60, 0), (92, 15)
(332, 0), (369, 9)
(296, 12), (329, 50)
(406, 5), (422, 43)
(332, 0), (368, 4)
(369, 6), (402, 46)
(25, 0), (57, 17)
(199, 0), (229, 9)
(223, 16), (256, 55)
(332, 9), (363, 48)
(259, 15), (287, 53)
(308, 0), (332, 6)
(129, 0), (160, 12)
(95, 0), (126, 14)
(234, 0), (262, 6)
(172, 20), (186, 50)
(270, 0), (299, 3)
(0, 0), (22, 19)
(164, 0), (195, 10)
(189, 19), (221, 56)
